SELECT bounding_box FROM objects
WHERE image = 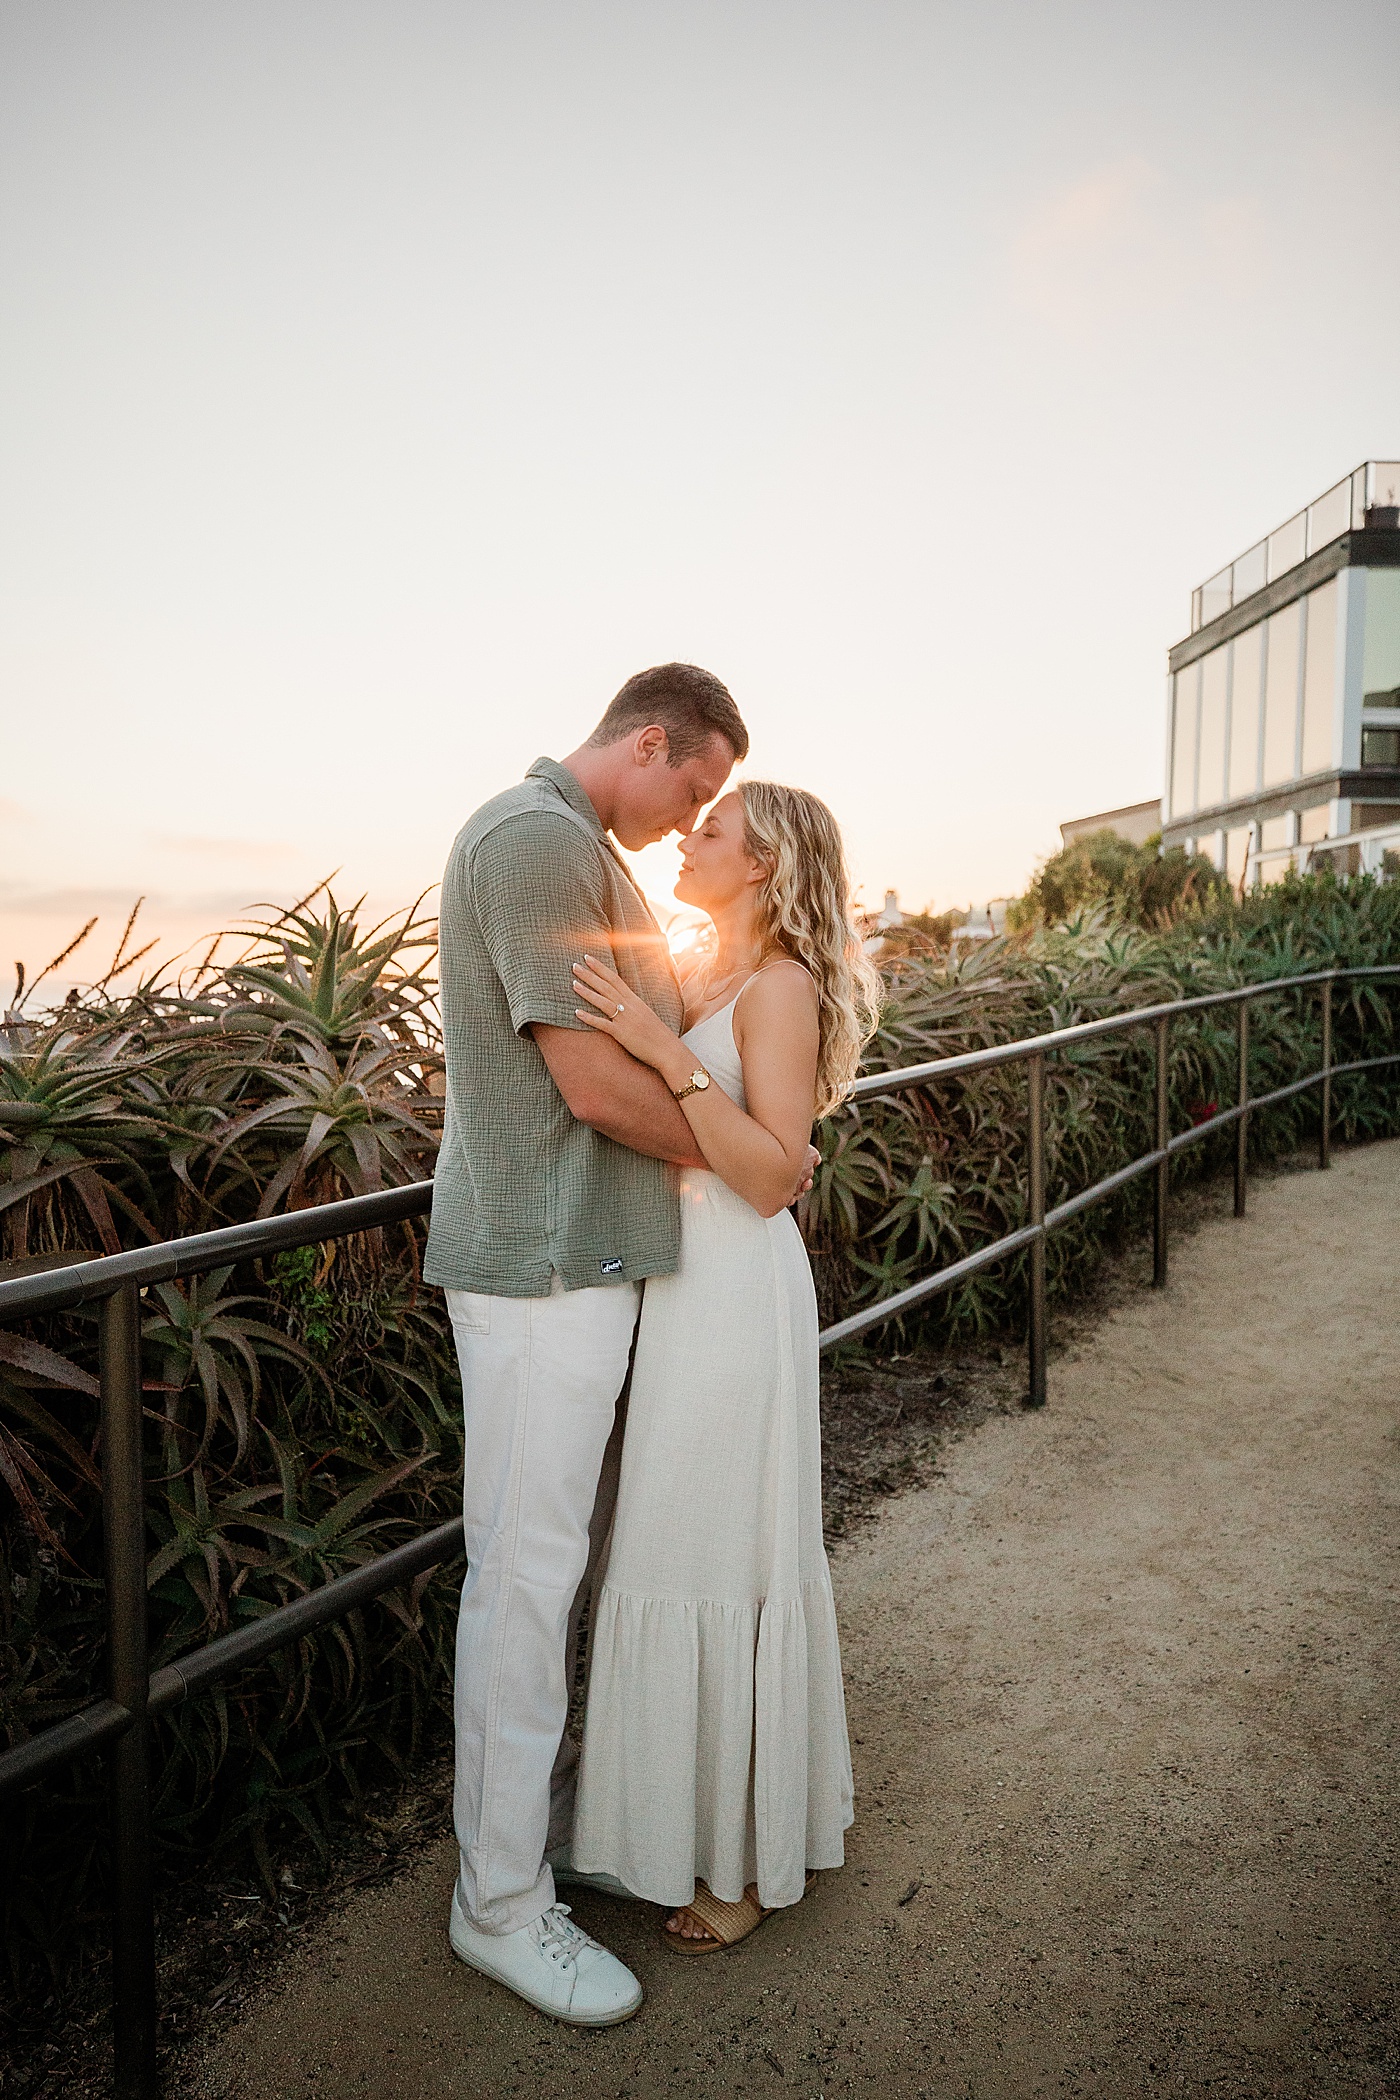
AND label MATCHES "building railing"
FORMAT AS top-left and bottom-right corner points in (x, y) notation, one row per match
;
(1190, 460), (1400, 632)
(2, 963), (1399, 2096)
(1247, 823), (1400, 890)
